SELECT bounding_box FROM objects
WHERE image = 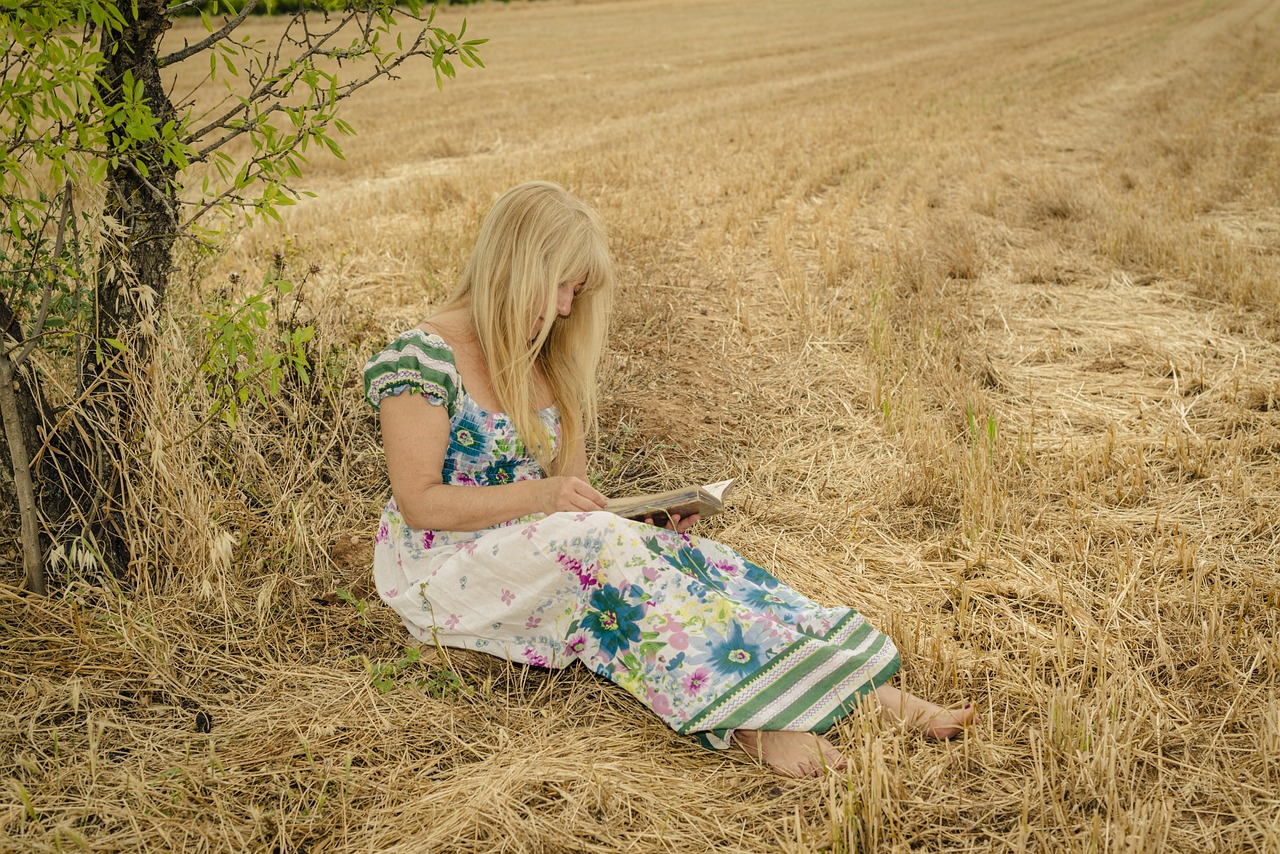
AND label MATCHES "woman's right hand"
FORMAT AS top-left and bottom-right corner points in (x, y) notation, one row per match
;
(537, 476), (609, 515)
